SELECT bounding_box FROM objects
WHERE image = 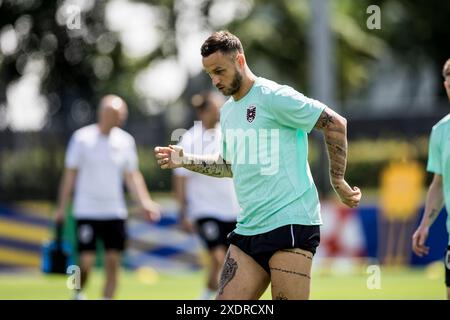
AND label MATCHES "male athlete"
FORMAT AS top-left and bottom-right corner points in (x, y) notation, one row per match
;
(412, 58), (450, 300)
(155, 31), (361, 300)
